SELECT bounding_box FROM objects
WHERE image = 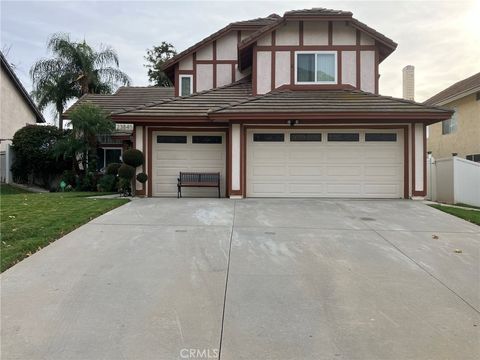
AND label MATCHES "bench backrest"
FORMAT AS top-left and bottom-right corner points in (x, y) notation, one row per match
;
(179, 172), (220, 184)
